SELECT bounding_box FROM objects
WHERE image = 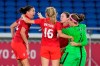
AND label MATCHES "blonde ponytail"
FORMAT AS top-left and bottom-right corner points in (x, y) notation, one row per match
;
(46, 7), (57, 24)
